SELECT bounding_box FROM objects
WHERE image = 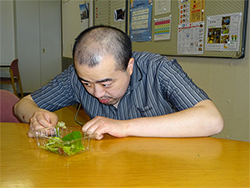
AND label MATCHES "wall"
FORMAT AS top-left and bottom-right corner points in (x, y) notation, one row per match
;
(0, 1), (16, 92)
(0, 1), (15, 65)
(62, 0), (93, 70)
(1, 0), (62, 93)
(169, 3), (250, 142)
(62, 0), (93, 58)
(61, 1), (249, 142)
(15, 0), (62, 92)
